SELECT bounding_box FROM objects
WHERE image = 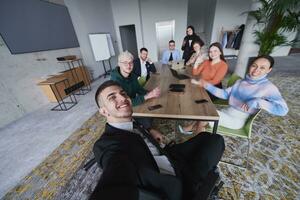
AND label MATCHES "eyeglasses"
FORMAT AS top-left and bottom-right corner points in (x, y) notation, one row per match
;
(120, 61), (133, 66)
